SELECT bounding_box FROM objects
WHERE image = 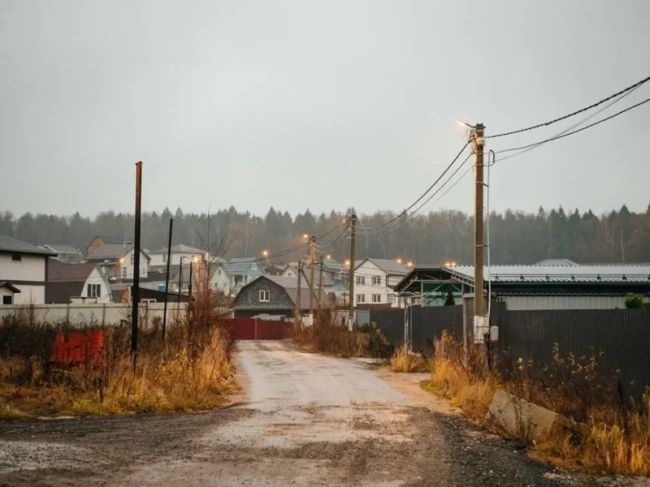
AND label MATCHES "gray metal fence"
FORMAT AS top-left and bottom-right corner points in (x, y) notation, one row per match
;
(492, 307), (650, 400)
